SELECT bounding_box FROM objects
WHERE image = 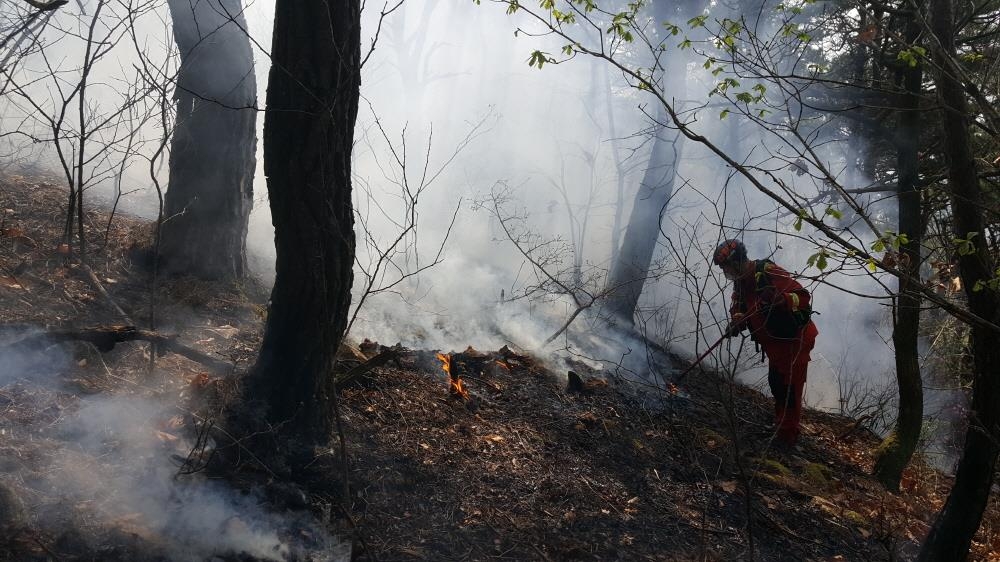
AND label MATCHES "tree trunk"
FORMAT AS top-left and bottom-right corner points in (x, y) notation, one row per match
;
(603, 0), (699, 327)
(918, 0), (1000, 556)
(604, 103), (683, 326)
(242, 0), (360, 450)
(161, 0), (257, 281)
(873, 15), (924, 492)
